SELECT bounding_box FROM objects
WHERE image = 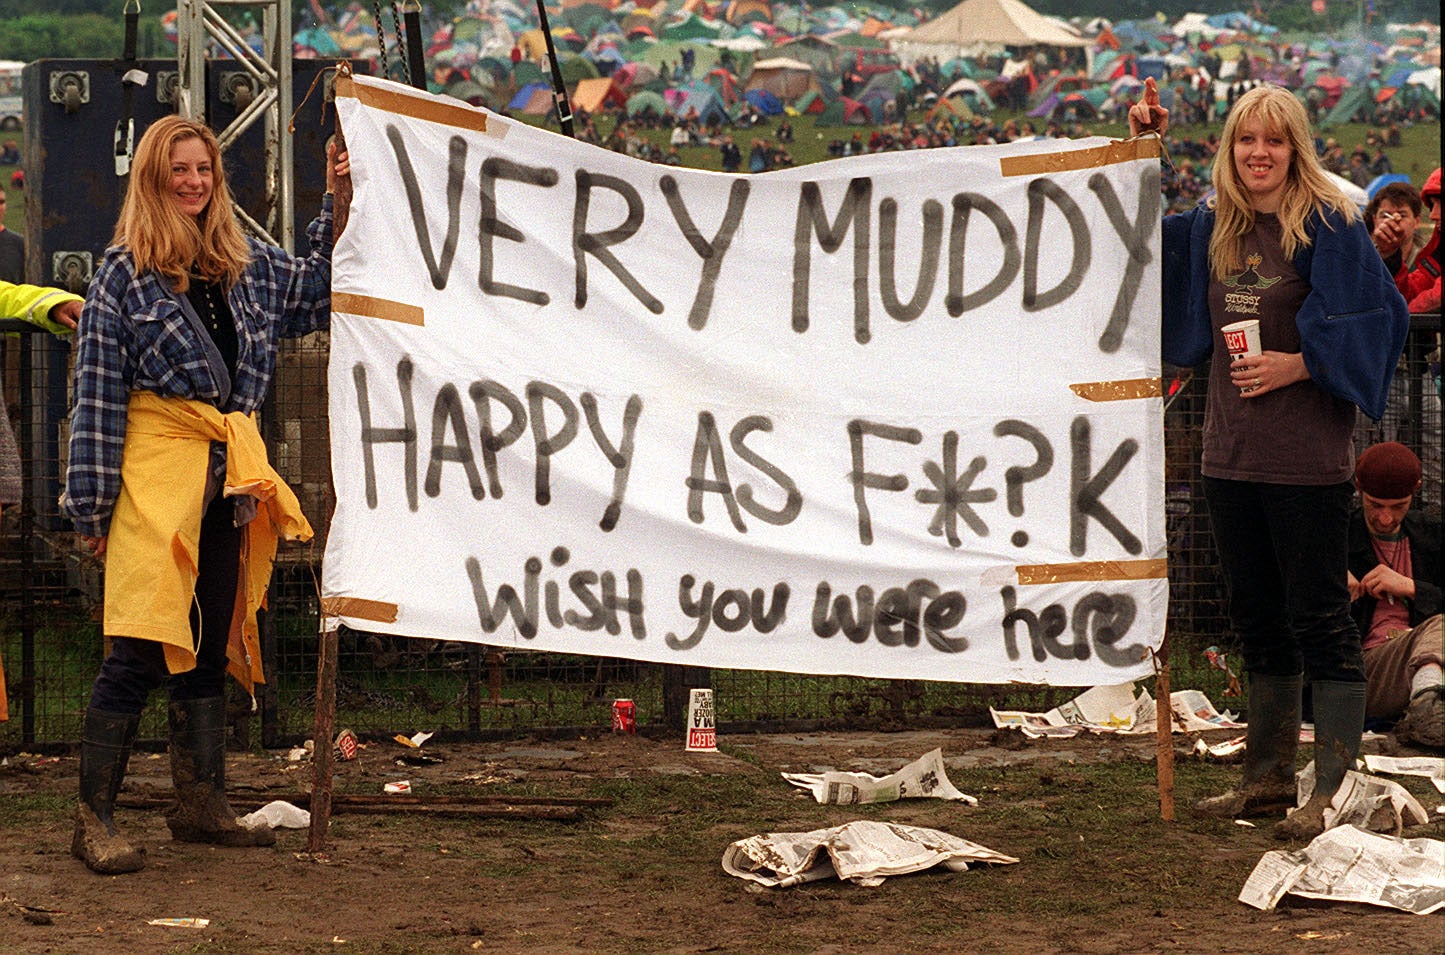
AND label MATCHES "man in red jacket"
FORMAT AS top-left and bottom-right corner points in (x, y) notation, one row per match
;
(1397, 167), (1440, 313)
